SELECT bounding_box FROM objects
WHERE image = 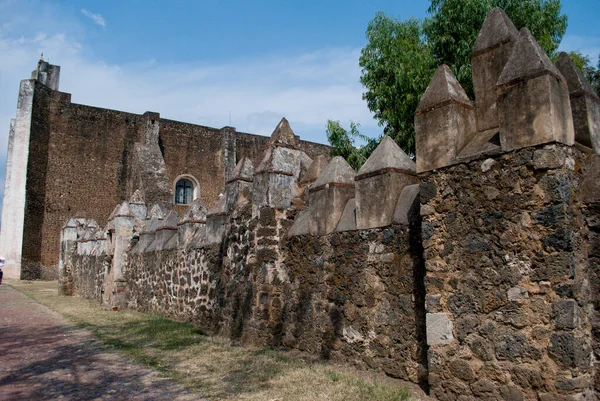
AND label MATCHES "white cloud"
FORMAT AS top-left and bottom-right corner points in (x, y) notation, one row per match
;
(81, 9), (106, 28)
